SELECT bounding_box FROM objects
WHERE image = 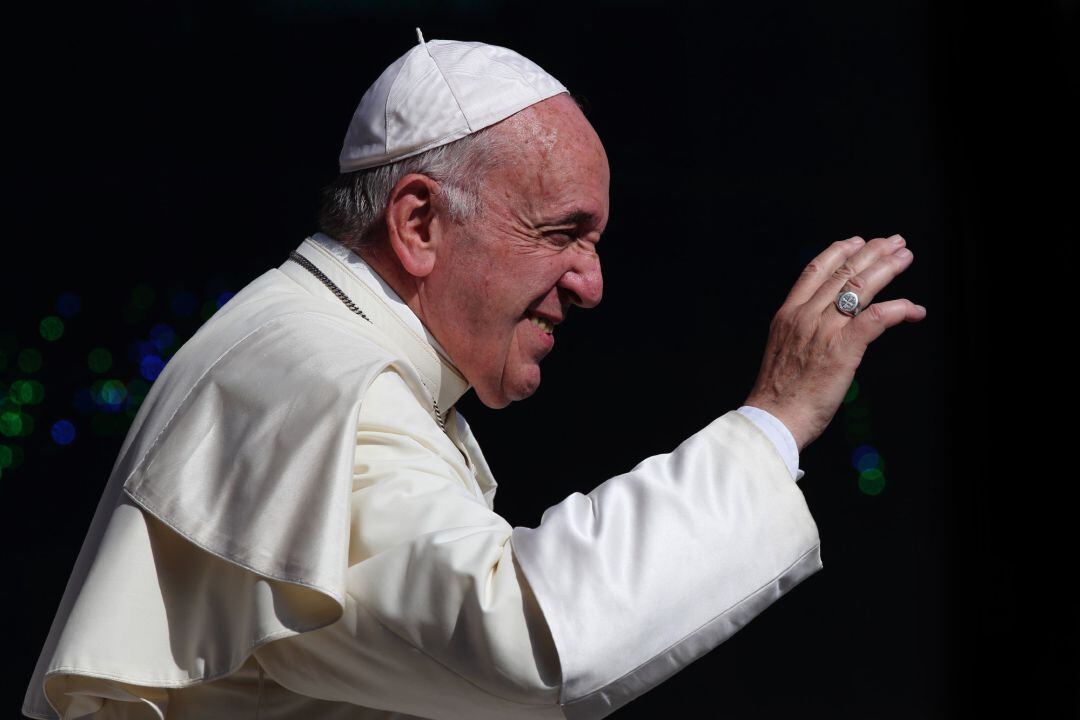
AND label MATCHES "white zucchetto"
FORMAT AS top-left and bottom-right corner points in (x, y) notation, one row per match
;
(338, 28), (568, 172)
